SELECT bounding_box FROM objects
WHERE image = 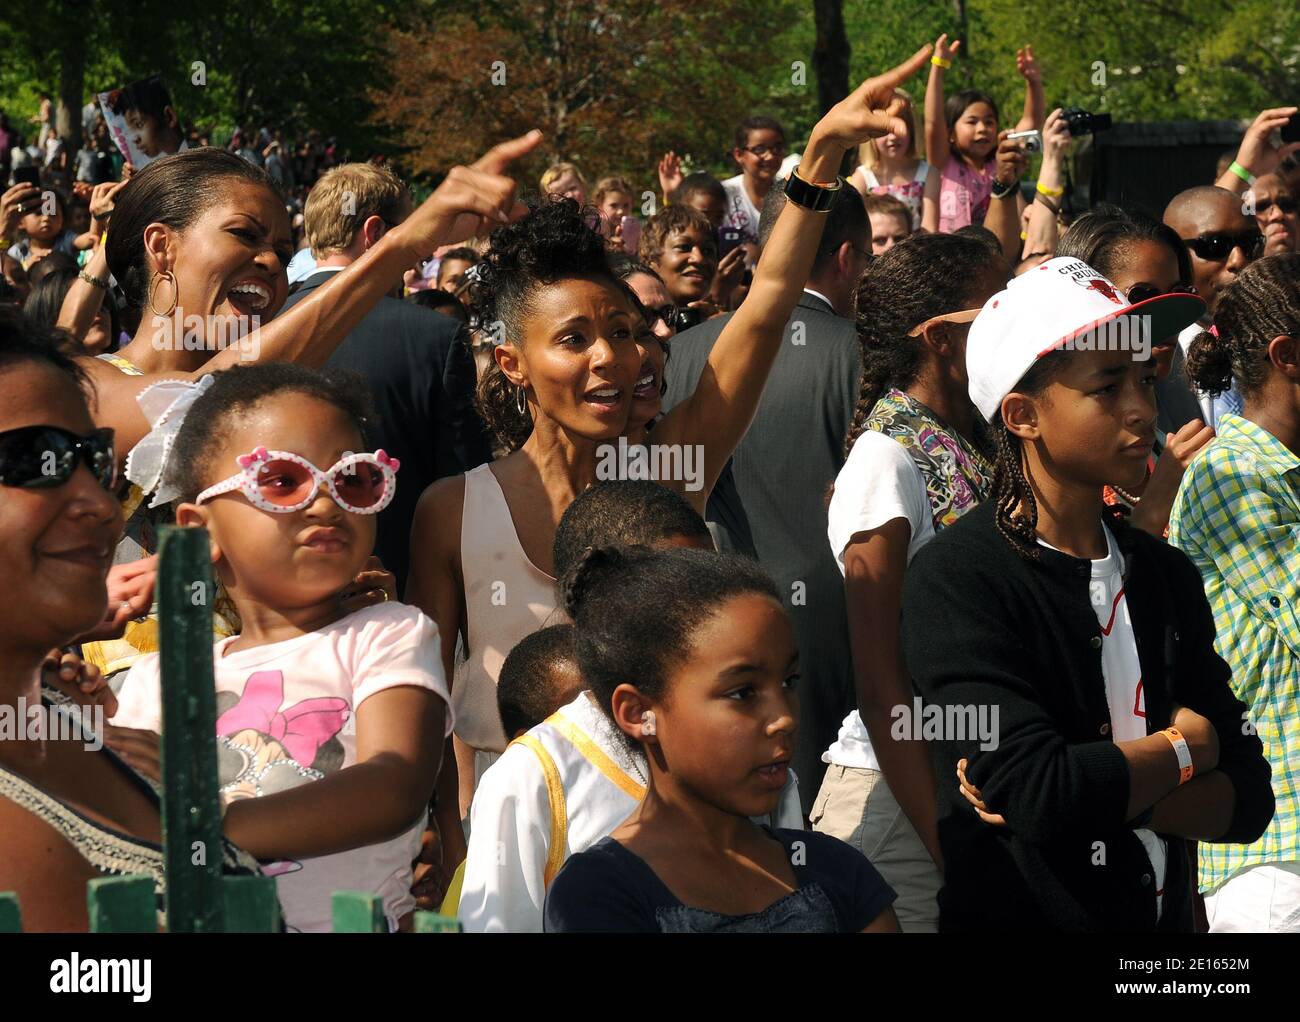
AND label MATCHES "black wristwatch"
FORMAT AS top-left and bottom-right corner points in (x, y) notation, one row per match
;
(784, 169), (844, 212)
(990, 177), (1020, 200)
